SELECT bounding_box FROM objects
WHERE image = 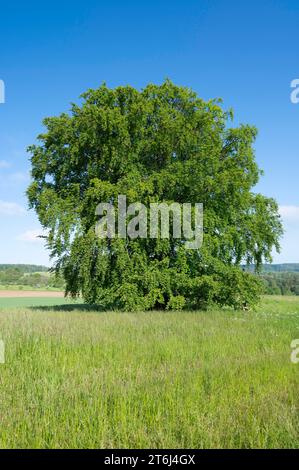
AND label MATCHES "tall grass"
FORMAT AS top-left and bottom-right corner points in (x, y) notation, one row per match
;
(0, 296), (298, 448)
